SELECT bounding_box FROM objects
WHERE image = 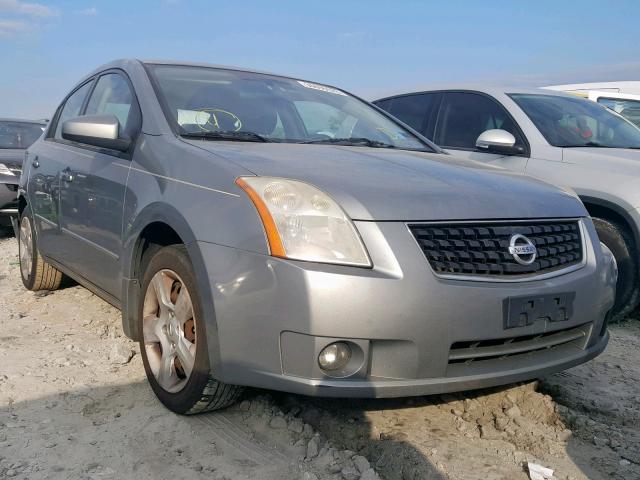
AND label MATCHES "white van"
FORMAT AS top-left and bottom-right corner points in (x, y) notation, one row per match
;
(545, 82), (640, 127)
